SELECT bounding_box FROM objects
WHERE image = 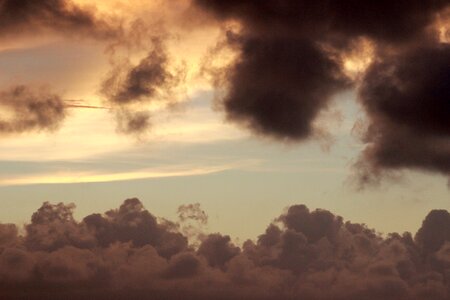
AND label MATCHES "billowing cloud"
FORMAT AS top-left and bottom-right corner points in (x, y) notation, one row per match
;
(1, 198), (450, 299)
(0, 85), (66, 134)
(213, 34), (350, 140)
(83, 198), (188, 258)
(193, 0), (449, 181)
(354, 44), (450, 186)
